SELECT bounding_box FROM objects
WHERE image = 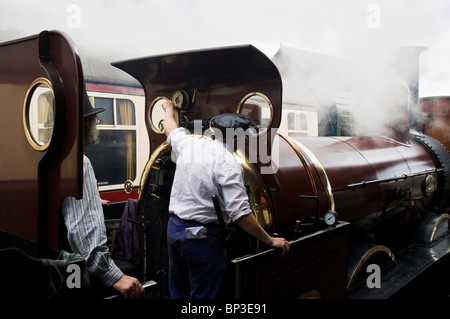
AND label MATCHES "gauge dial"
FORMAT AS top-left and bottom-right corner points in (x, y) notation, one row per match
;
(422, 174), (437, 197)
(324, 210), (339, 226)
(171, 90), (188, 109)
